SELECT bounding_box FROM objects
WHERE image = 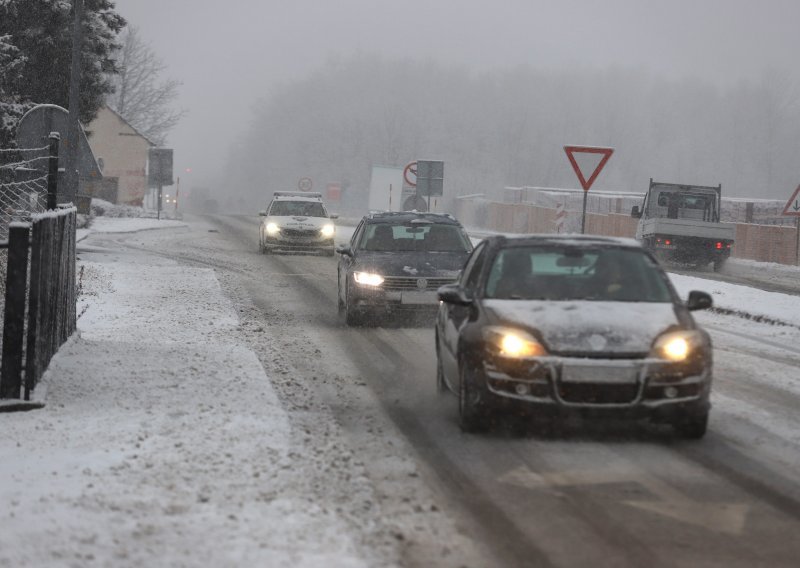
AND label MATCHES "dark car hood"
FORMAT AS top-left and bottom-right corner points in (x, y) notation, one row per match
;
(483, 299), (680, 354)
(353, 250), (469, 278)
